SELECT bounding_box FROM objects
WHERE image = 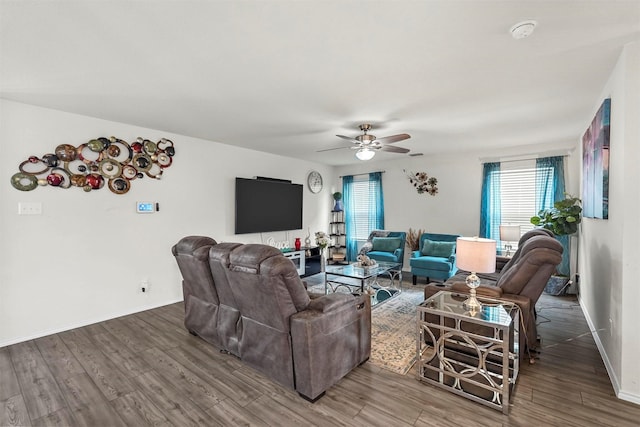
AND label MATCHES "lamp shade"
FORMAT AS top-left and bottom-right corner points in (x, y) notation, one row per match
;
(499, 224), (521, 242)
(456, 237), (496, 274)
(355, 147), (375, 161)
